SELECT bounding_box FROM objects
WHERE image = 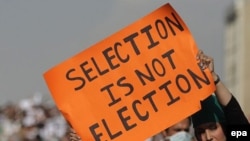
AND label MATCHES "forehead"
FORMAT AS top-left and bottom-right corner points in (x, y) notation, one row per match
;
(169, 118), (190, 129)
